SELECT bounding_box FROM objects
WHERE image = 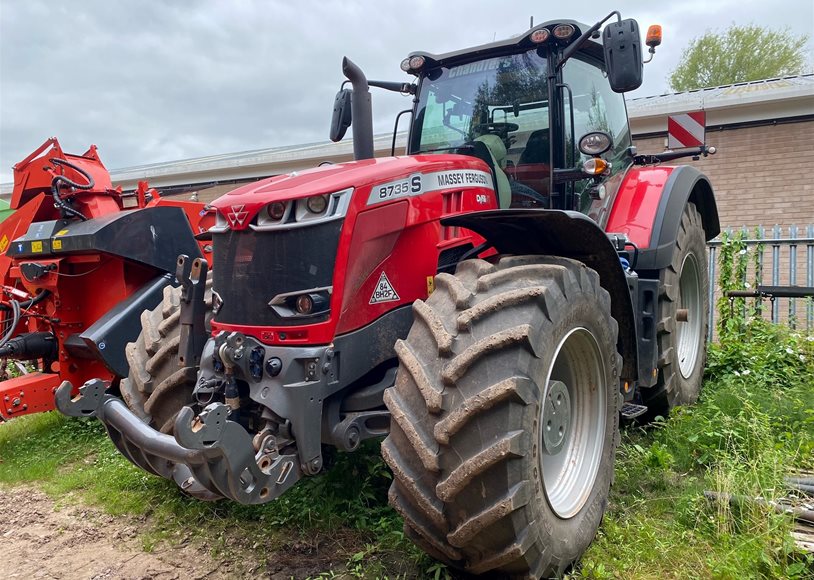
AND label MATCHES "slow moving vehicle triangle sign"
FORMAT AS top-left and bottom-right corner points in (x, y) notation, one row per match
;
(370, 271), (400, 304)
